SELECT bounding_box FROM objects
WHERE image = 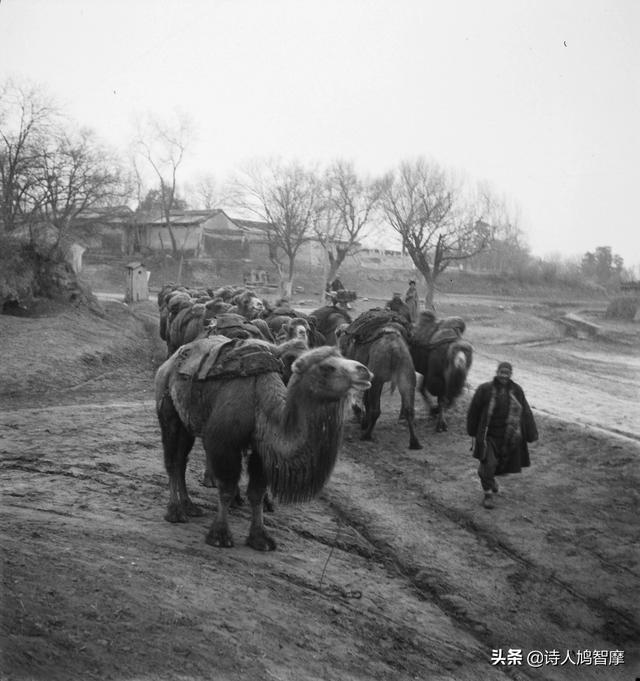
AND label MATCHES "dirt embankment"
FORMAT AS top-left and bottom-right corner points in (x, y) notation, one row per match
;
(1, 297), (639, 681)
